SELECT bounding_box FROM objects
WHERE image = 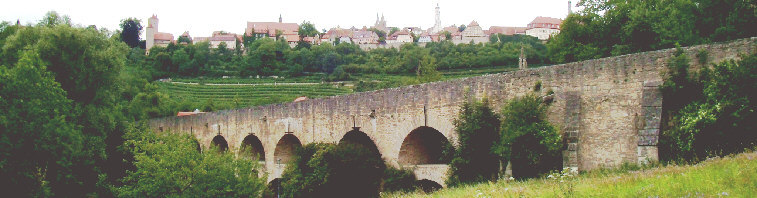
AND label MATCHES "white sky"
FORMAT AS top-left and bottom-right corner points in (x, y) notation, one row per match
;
(2, 0), (579, 37)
